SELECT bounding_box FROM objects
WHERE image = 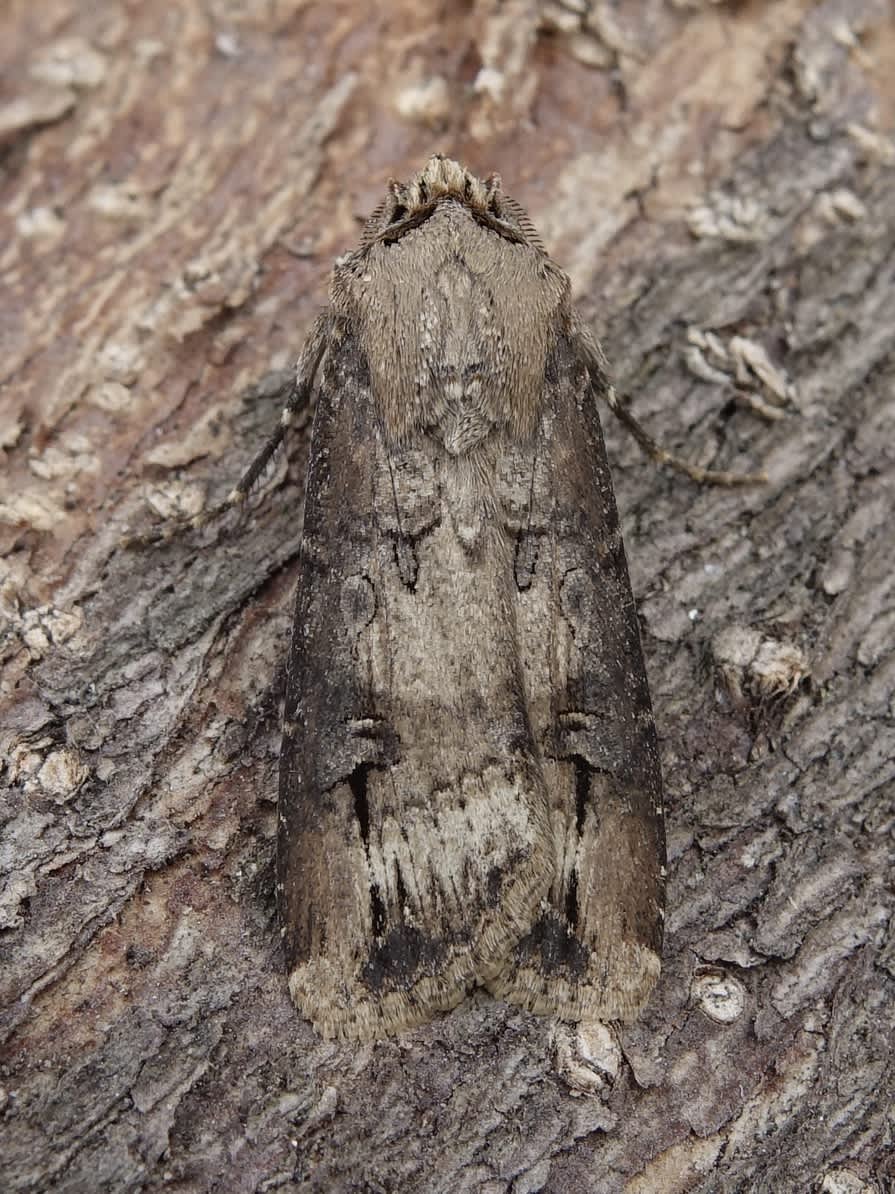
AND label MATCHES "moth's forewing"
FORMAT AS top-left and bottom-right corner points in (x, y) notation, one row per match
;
(488, 333), (664, 1021)
(278, 328), (555, 1040)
